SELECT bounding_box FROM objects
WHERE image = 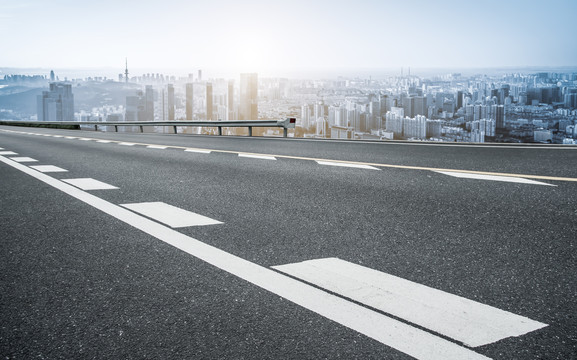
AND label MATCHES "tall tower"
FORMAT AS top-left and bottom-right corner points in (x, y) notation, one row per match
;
(167, 84), (175, 120)
(240, 73), (258, 120)
(227, 80), (234, 120)
(206, 82), (213, 120)
(124, 58), (129, 83)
